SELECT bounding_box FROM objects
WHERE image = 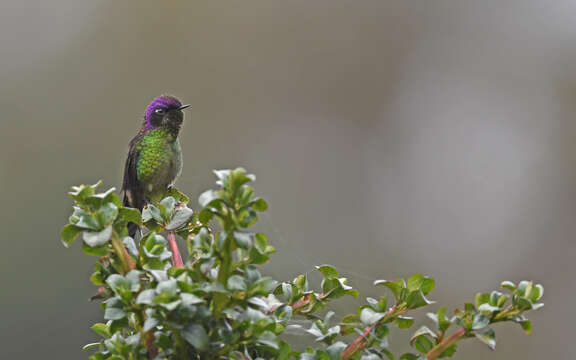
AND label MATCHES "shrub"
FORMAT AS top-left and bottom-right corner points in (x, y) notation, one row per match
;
(61, 168), (544, 360)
